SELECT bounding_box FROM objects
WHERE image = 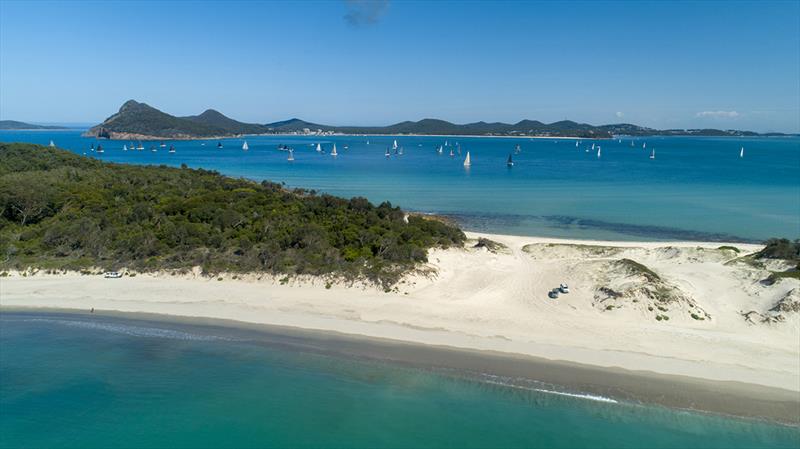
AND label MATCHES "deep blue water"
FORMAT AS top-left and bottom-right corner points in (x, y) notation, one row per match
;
(3, 130), (799, 242)
(1, 313), (798, 449)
